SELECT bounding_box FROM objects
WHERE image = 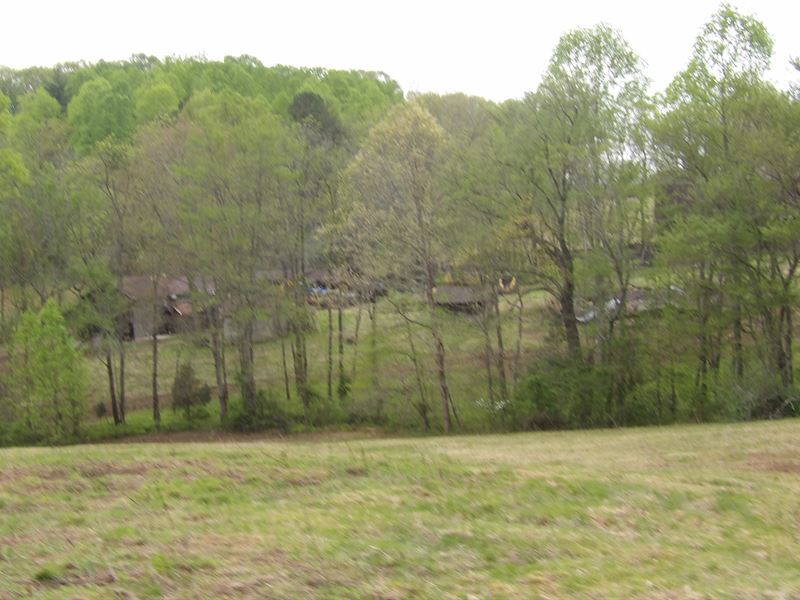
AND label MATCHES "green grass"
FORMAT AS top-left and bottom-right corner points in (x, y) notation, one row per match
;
(81, 402), (222, 442)
(1, 419), (800, 598)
